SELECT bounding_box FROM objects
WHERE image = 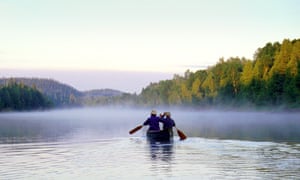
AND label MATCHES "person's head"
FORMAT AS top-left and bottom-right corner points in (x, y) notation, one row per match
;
(165, 112), (171, 117)
(151, 110), (157, 116)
